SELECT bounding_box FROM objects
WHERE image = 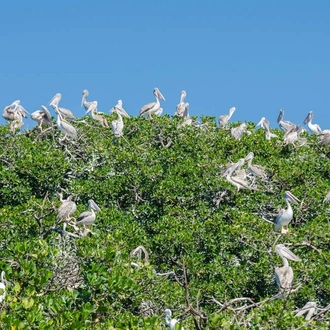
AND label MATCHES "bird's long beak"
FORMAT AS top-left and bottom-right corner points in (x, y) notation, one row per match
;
(90, 200), (101, 211)
(276, 244), (301, 262)
(303, 113), (311, 125)
(285, 191), (300, 205)
(244, 152), (253, 161)
(277, 110), (283, 123)
(157, 90), (165, 101)
(256, 118), (264, 127)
